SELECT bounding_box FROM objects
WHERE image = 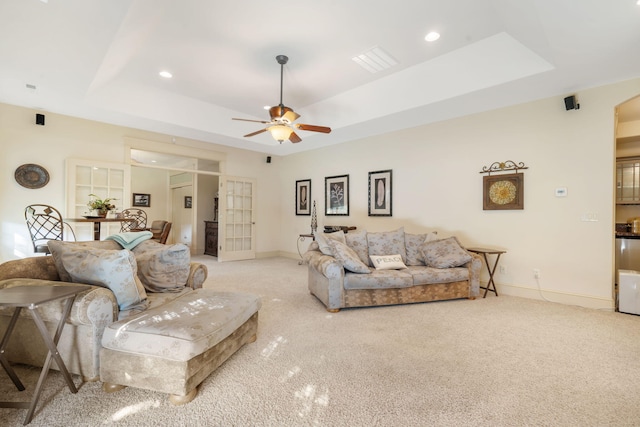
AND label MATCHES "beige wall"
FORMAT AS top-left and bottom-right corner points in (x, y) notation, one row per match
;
(3, 77), (640, 309)
(0, 103), (281, 261)
(280, 78), (640, 309)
